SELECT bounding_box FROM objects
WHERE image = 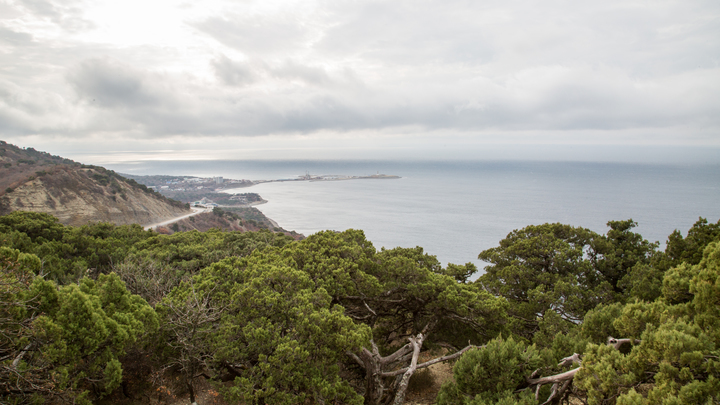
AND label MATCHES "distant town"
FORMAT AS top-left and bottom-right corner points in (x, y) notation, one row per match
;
(258, 171), (401, 184)
(121, 172), (400, 208)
